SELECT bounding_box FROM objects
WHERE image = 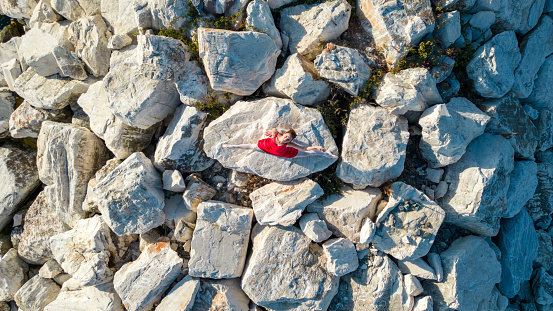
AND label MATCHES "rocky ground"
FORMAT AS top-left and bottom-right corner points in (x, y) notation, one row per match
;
(0, 0), (552, 310)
